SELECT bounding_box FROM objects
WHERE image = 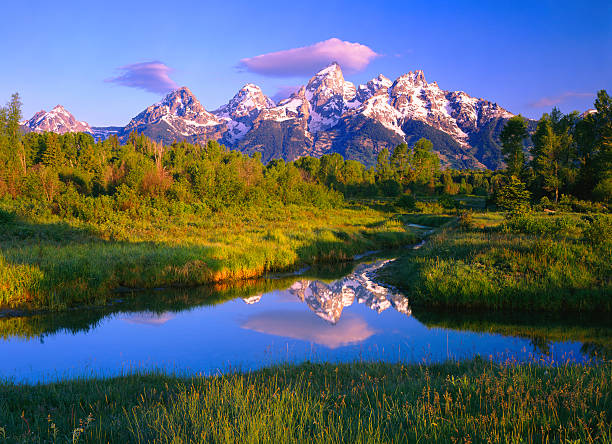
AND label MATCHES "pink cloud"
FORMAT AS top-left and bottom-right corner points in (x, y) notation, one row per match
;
(106, 61), (178, 94)
(238, 38), (379, 77)
(530, 91), (594, 108)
